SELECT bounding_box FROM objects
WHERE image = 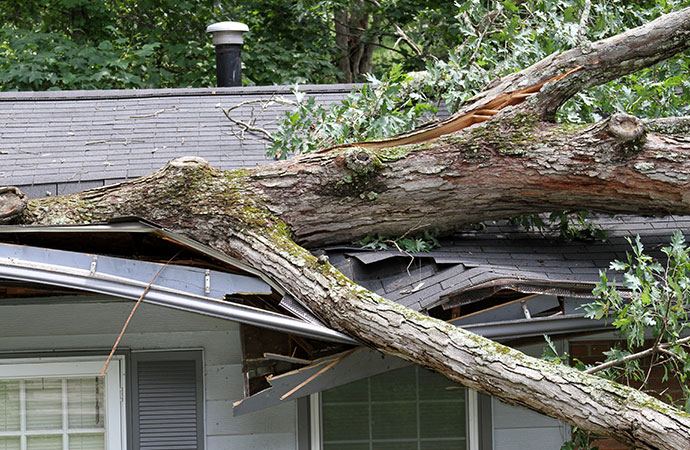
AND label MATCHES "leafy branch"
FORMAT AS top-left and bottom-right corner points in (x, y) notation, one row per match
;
(583, 232), (690, 411)
(358, 227), (440, 254)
